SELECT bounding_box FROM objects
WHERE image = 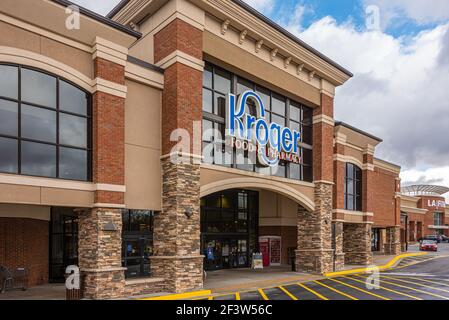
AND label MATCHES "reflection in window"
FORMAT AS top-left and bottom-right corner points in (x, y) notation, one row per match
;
(202, 62), (313, 182)
(0, 64), (91, 181)
(344, 163), (362, 211)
